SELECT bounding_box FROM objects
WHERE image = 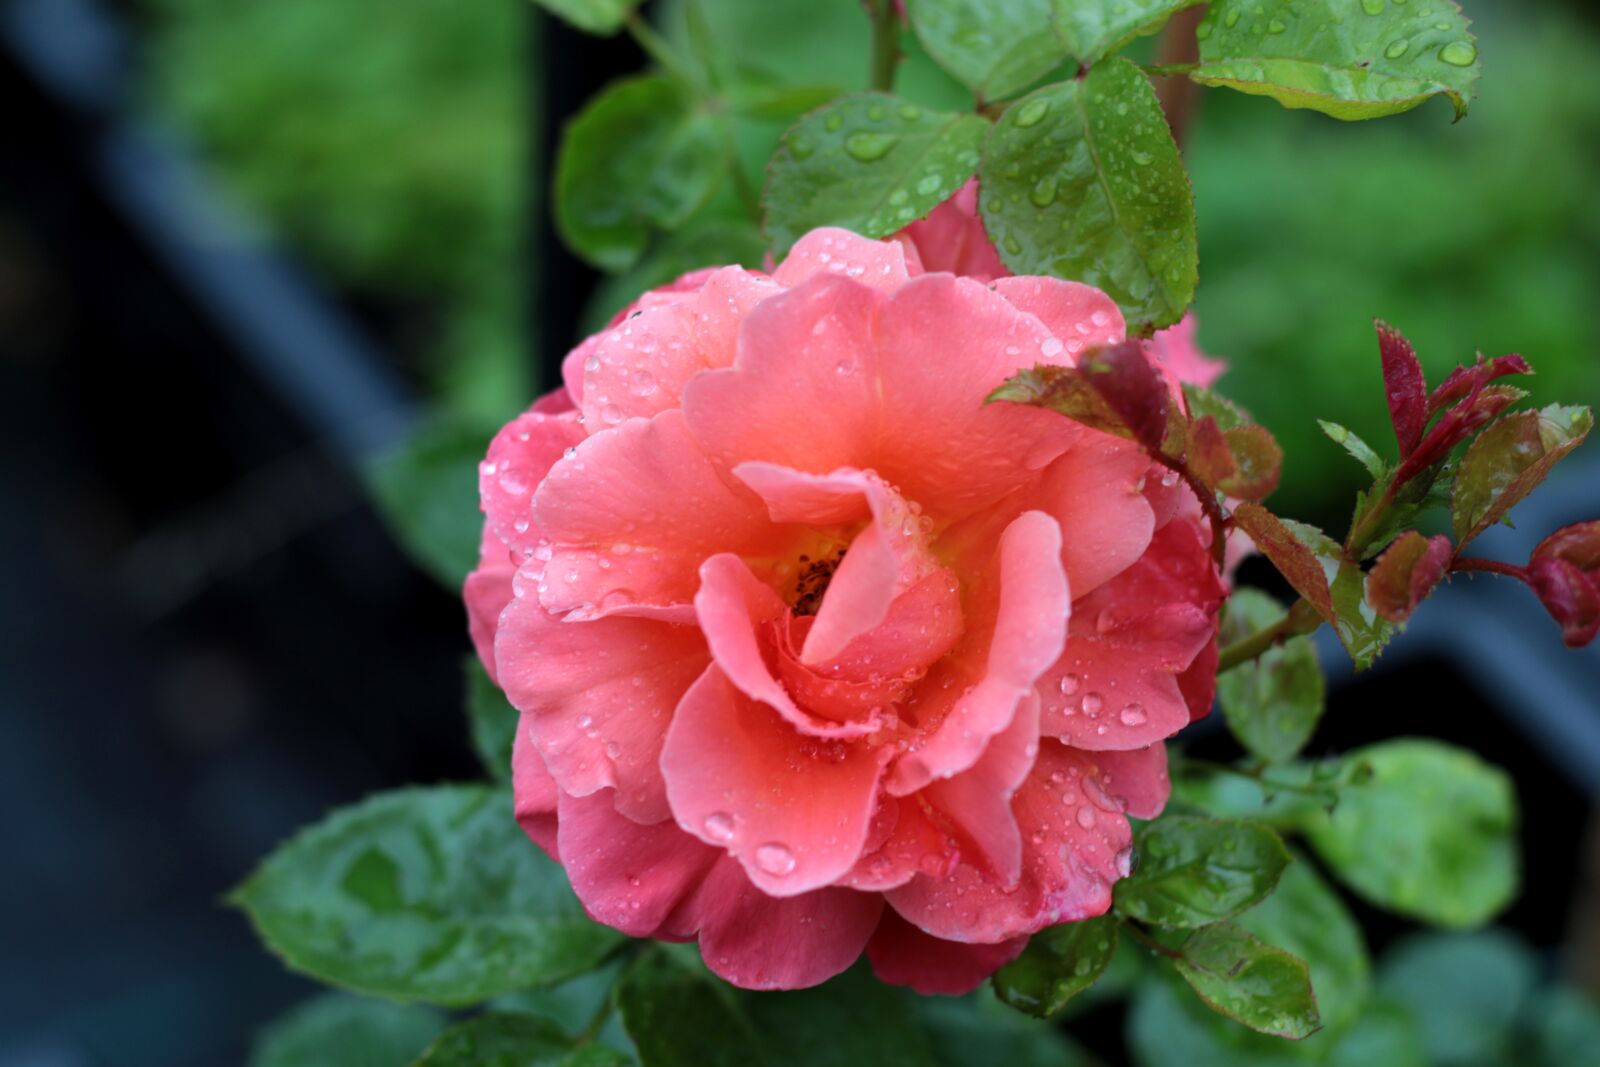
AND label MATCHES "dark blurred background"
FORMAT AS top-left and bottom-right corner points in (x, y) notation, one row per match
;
(0, 0), (1595, 1063)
